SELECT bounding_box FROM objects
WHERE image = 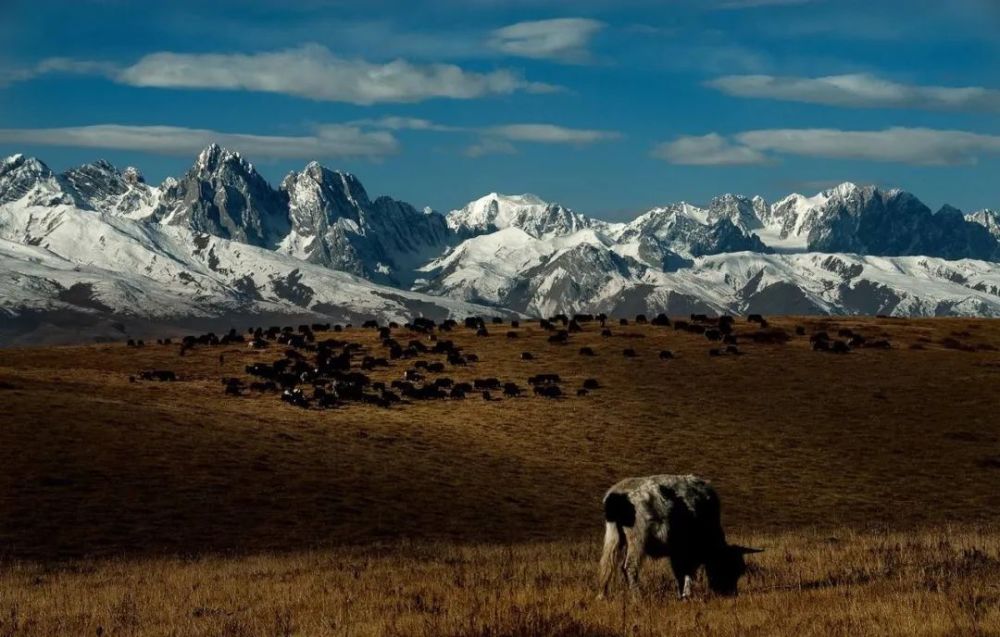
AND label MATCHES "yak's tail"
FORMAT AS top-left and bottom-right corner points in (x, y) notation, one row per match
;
(598, 492), (634, 598)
